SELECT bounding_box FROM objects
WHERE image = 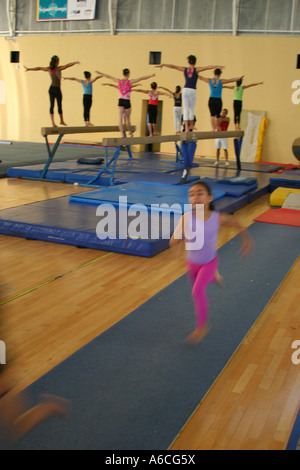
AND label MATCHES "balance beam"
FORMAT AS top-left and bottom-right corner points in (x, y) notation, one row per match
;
(41, 125), (136, 137)
(101, 130), (244, 147)
(89, 130), (244, 187)
(30, 125), (136, 182)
